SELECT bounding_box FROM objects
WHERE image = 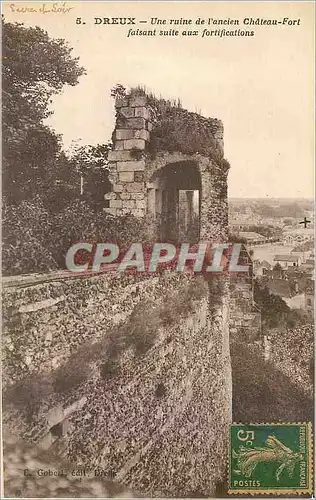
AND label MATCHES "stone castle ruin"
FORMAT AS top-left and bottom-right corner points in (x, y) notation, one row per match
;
(2, 89), (260, 497)
(105, 90), (228, 243)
